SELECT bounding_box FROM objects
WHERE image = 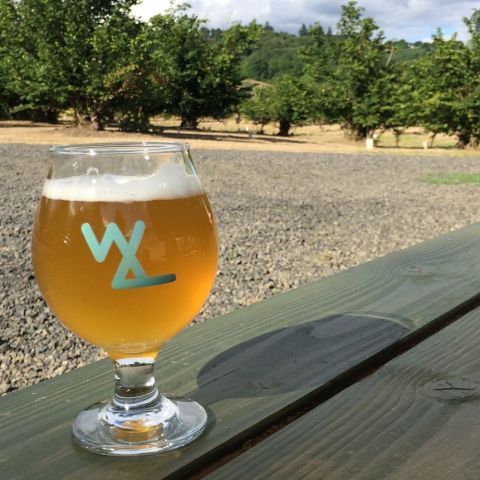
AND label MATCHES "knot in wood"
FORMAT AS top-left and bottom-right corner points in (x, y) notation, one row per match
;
(399, 264), (434, 277)
(423, 378), (479, 402)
